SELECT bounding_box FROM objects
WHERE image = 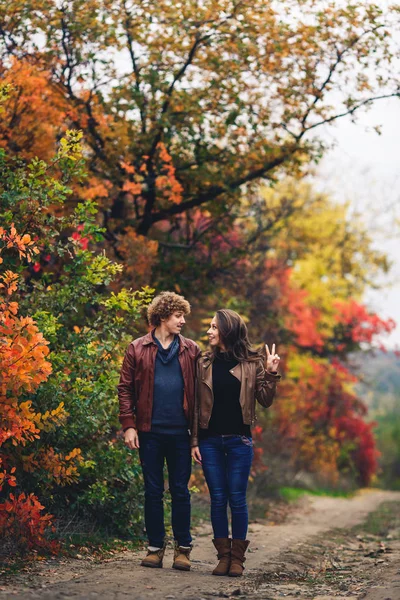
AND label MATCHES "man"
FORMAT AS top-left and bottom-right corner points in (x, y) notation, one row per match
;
(118, 291), (200, 570)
